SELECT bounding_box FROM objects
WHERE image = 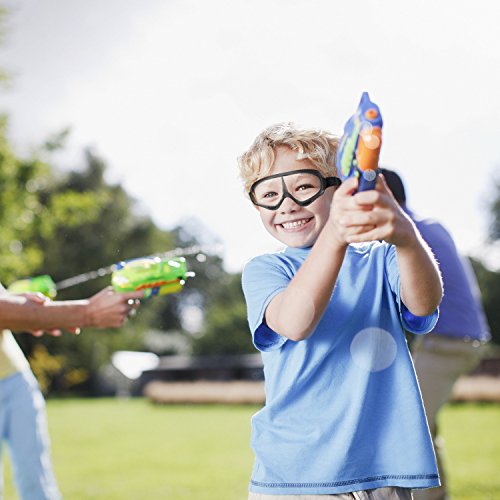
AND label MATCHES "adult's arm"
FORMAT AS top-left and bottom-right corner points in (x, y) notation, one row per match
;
(0, 287), (144, 333)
